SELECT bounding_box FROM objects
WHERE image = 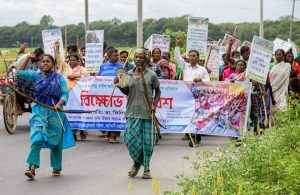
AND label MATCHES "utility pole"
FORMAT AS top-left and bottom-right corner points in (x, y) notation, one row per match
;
(289, 0), (296, 40)
(259, 0), (264, 38)
(137, 0), (143, 48)
(85, 0), (89, 34)
(64, 26), (68, 49)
